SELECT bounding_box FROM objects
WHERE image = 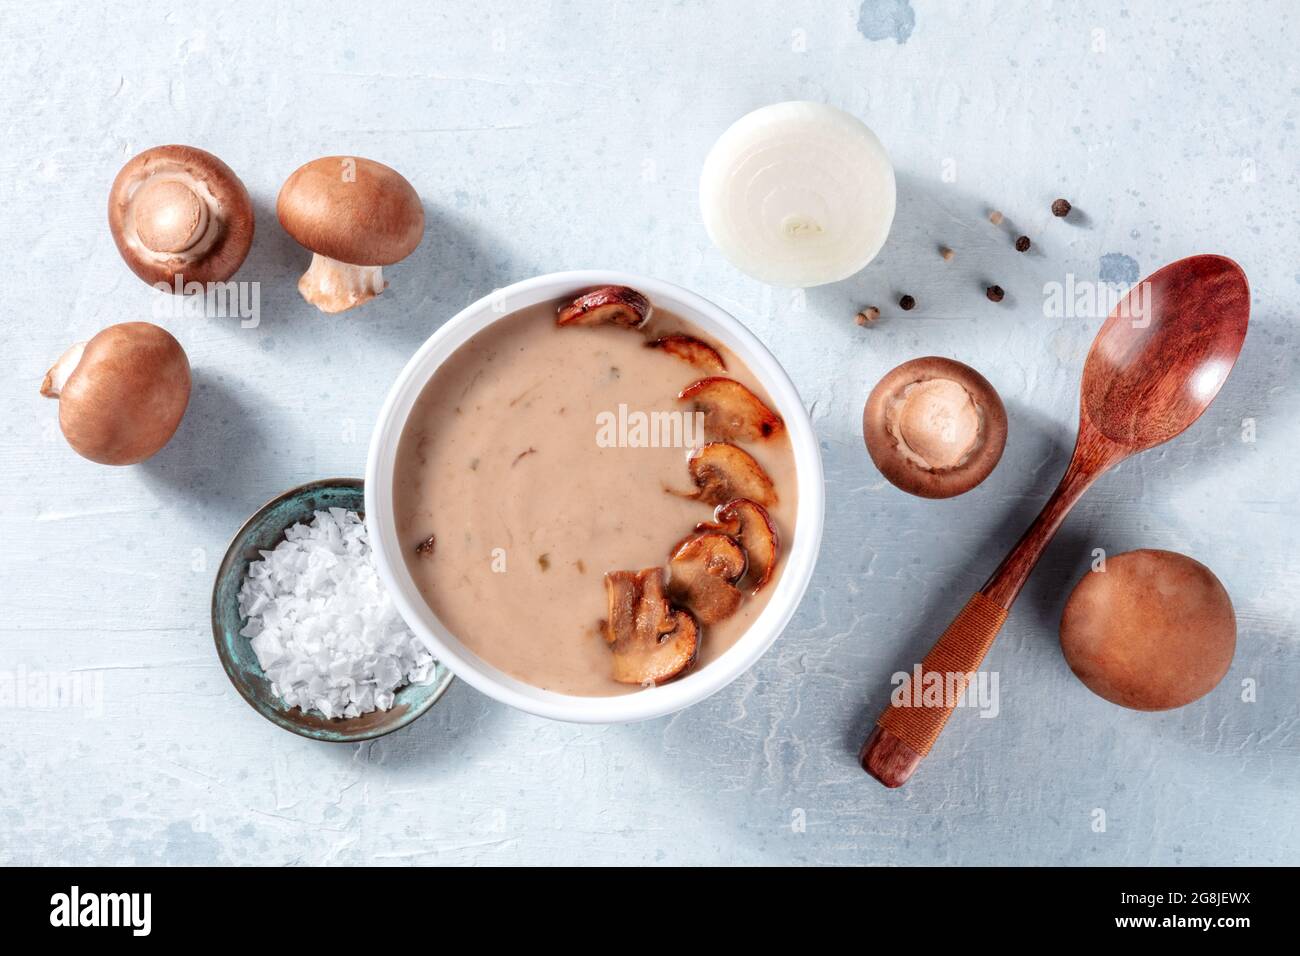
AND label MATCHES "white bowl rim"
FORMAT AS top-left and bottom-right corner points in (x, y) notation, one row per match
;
(365, 270), (825, 723)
